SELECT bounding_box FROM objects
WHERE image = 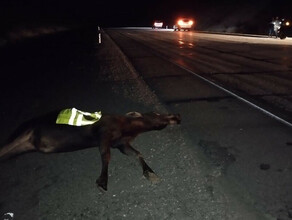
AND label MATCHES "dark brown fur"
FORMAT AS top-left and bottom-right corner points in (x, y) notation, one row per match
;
(0, 110), (181, 191)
